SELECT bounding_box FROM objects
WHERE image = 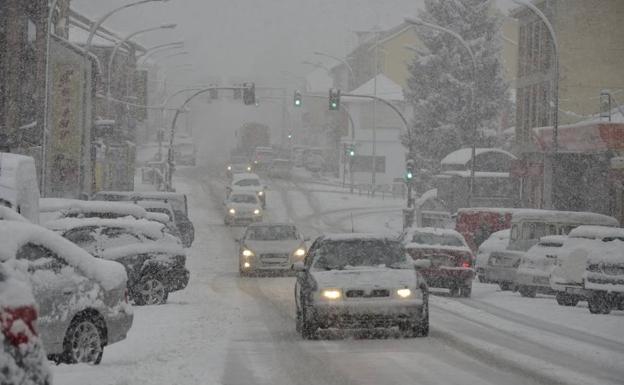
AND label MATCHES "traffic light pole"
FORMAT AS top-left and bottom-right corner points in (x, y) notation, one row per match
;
(341, 93), (414, 208)
(166, 84), (254, 190)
